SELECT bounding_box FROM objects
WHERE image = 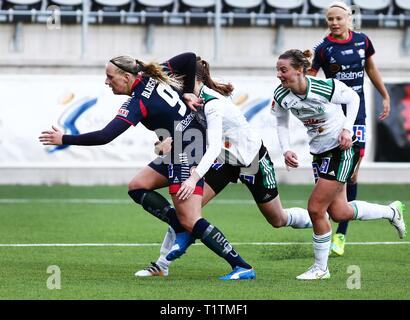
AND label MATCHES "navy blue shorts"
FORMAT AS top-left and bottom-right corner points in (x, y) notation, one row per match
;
(148, 157), (204, 196)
